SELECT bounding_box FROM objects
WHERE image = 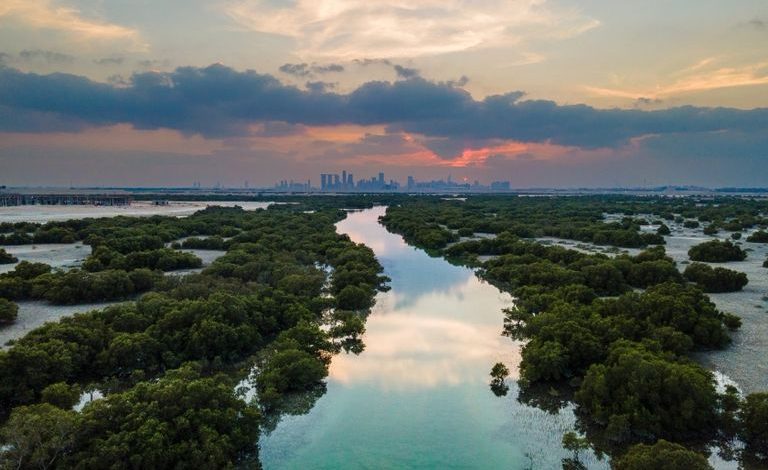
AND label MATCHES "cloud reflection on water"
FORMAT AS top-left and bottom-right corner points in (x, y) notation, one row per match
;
(332, 208), (520, 390)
